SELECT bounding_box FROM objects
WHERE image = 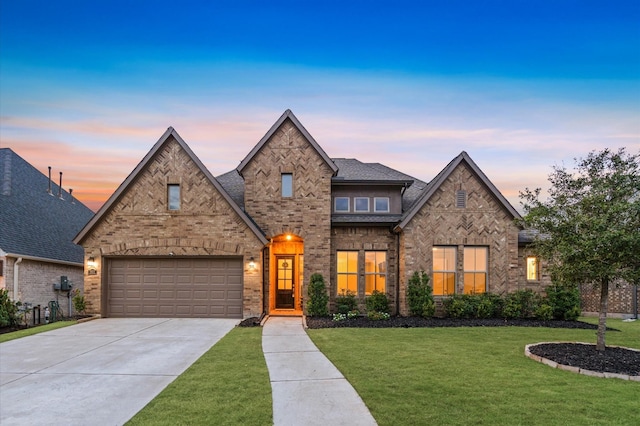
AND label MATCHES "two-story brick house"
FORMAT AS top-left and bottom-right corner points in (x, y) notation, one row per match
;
(74, 109), (550, 318)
